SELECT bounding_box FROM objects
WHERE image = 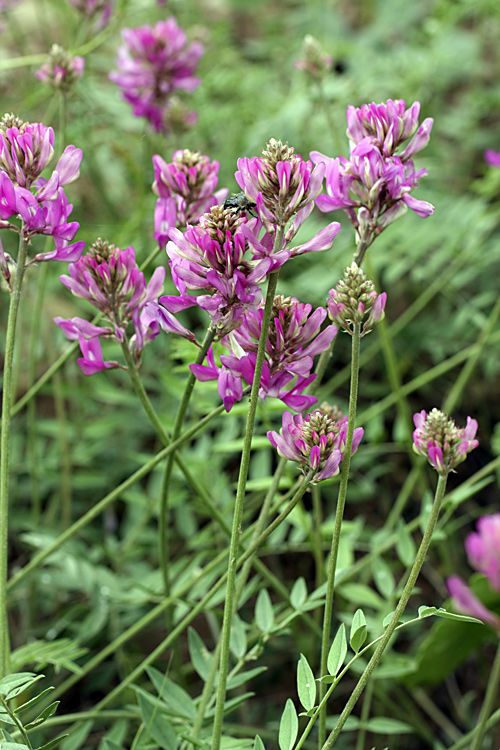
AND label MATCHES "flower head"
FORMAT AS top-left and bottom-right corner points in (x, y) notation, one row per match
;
(447, 514), (500, 630)
(235, 138), (326, 231)
(346, 99), (431, 158)
(295, 35), (333, 82)
(485, 149), (500, 168)
(327, 262), (386, 336)
(109, 18), (204, 133)
(67, 0), (114, 29)
(36, 44), (85, 93)
(152, 149), (227, 235)
(412, 409), (478, 476)
(267, 408), (363, 483)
